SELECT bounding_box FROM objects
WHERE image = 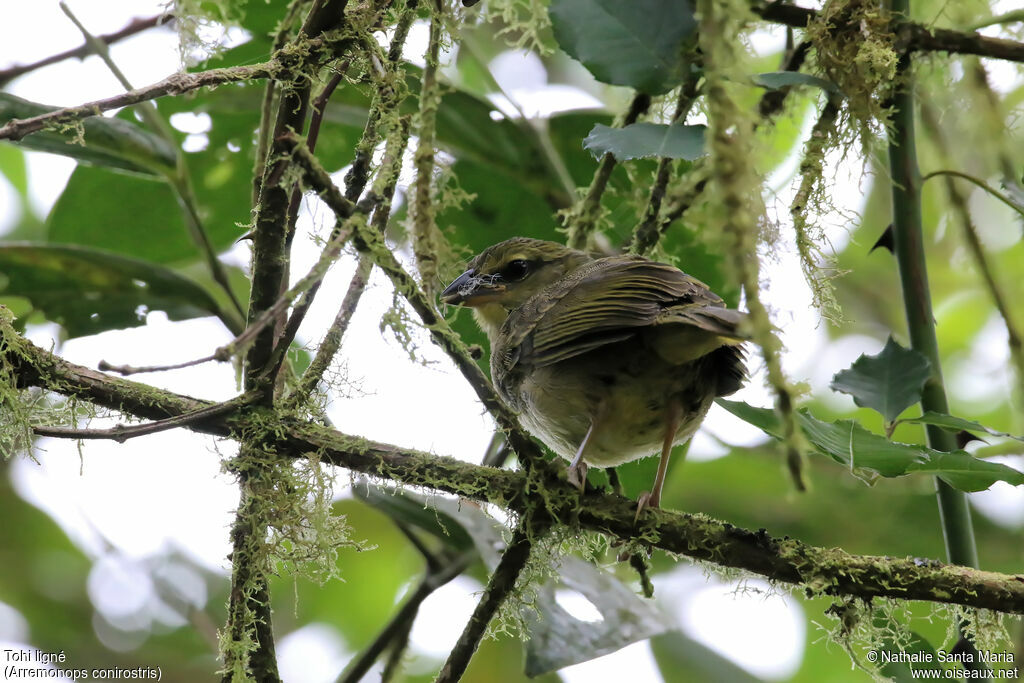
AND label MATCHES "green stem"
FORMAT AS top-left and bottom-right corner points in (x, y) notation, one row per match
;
(920, 169), (1024, 222)
(887, 3), (979, 571)
(887, 0), (984, 667)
